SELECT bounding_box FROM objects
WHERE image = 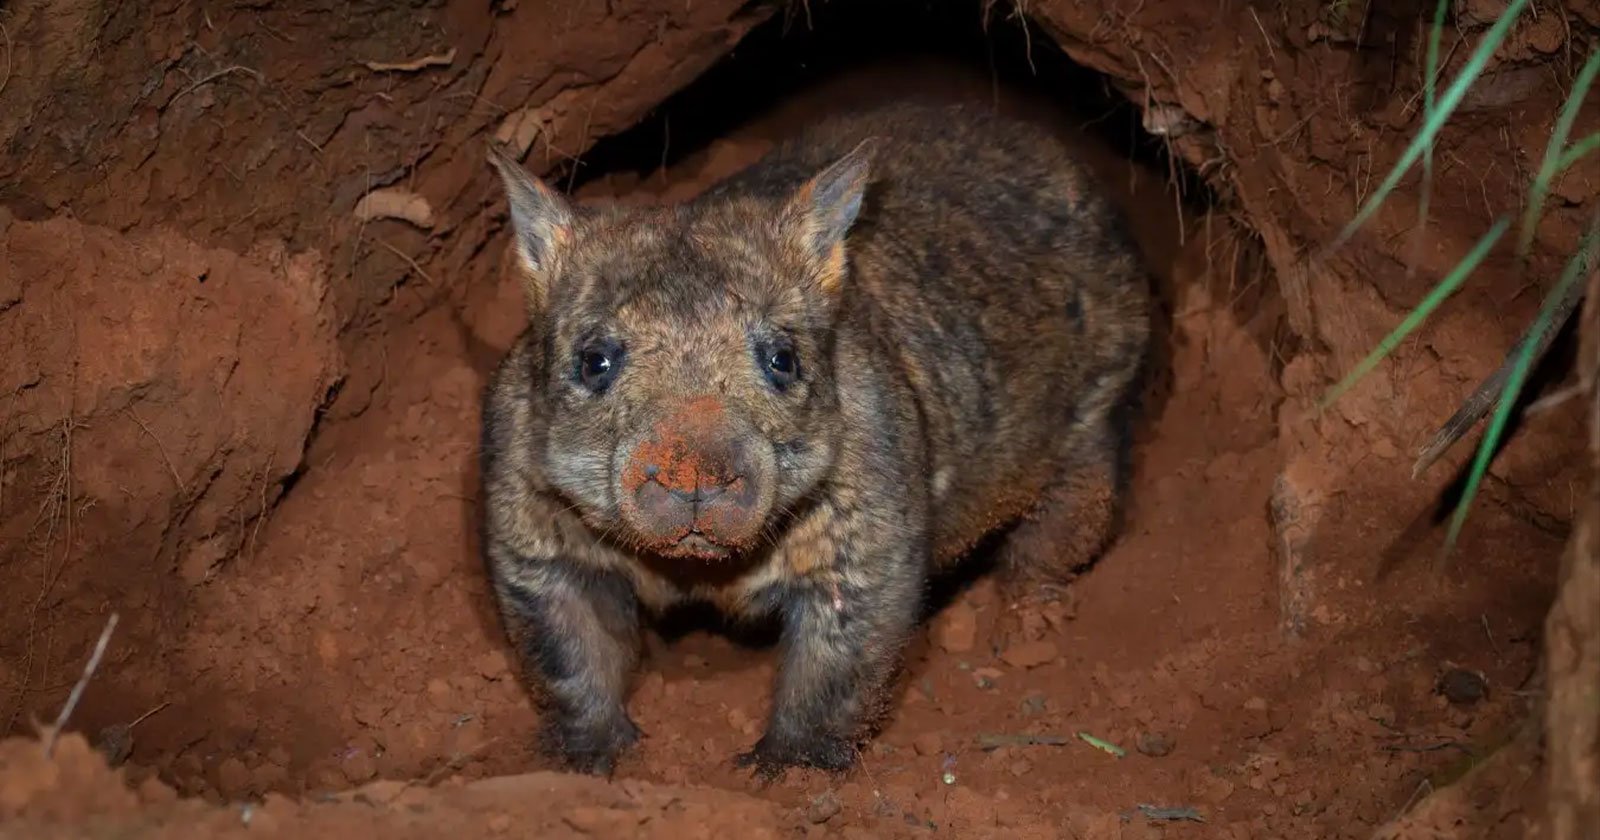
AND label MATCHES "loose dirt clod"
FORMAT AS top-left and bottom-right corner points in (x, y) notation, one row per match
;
(1135, 731), (1176, 757)
(93, 701), (170, 767)
(807, 791), (843, 824)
